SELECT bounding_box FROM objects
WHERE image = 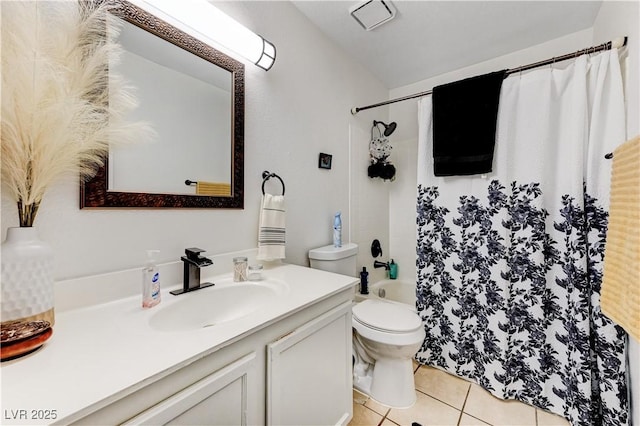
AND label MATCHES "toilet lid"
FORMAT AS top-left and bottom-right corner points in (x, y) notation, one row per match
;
(352, 299), (422, 333)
